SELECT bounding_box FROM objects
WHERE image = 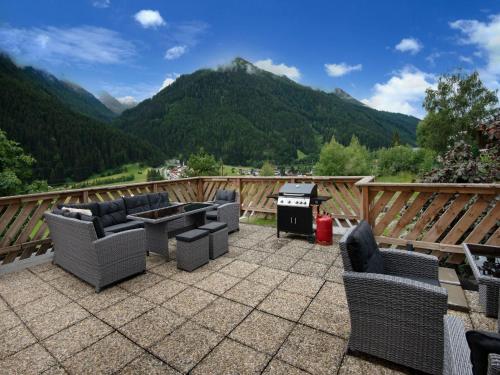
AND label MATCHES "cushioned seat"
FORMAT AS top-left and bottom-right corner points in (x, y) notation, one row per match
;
(147, 192), (169, 210)
(123, 195), (151, 215)
(206, 211), (218, 220)
(198, 221), (227, 233)
(104, 220), (144, 234)
(97, 199), (128, 227)
(176, 229), (208, 242)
